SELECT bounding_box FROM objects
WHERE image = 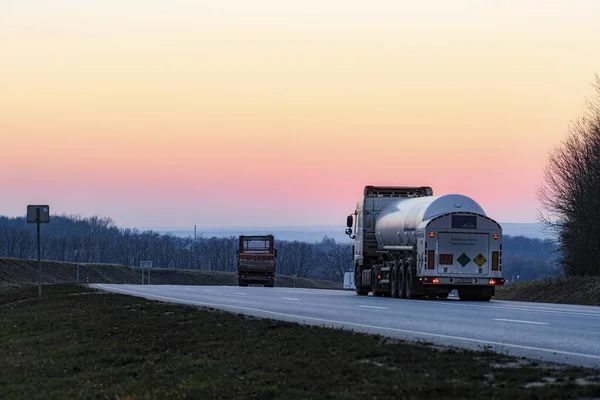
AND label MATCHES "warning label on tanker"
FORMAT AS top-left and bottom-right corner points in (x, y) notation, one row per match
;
(449, 237), (478, 247)
(438, 233), (490, 274)
(474, 253), (487, 267)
